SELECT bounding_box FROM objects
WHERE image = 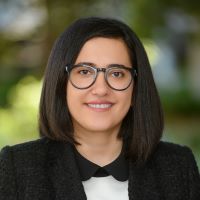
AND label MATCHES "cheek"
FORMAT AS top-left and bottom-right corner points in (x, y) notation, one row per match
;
(122, 93), (132, 111)
(116, 87), (133, 115)
(66, 83), (85, 120)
